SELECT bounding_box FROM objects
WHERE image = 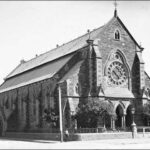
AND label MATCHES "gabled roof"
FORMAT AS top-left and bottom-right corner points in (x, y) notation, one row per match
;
(5, 13), (142, 80)
(0, 12), (143, 94)
(5, 23), (106, 79)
